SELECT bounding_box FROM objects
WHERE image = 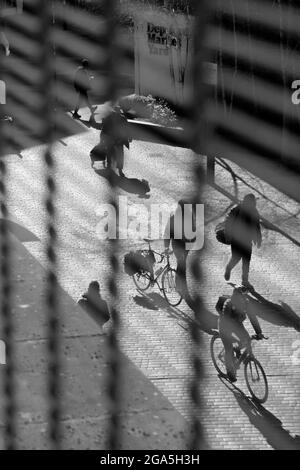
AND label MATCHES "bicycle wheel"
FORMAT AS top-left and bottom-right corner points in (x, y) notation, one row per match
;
(162, 268), (182, 307)
(133, 271), (151, 291)
(210, 334), (227, 377)
(244, 357), (268, 404)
